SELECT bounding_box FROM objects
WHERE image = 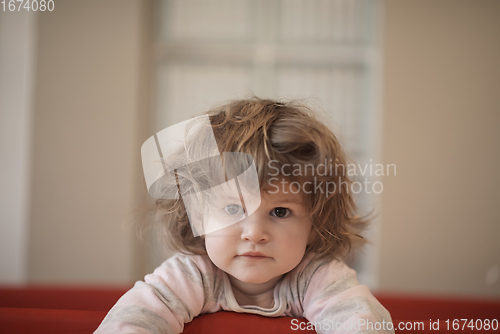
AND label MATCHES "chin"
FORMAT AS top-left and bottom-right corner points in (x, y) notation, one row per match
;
(244, 278), (269, 284)
(235, 273), (274, 285)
